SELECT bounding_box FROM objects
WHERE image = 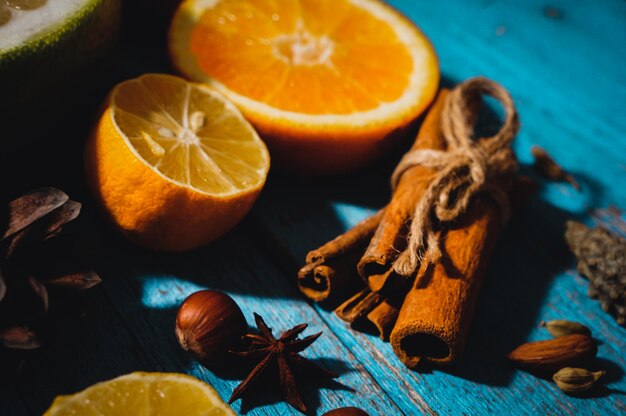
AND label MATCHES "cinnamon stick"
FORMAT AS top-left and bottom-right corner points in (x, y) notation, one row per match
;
(390, 199), (502, 367)
(298, 211), (382, 302)
(334, 288), (382, 323)
(357, 92), (449, 293)
(366, 301), (400, 341)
